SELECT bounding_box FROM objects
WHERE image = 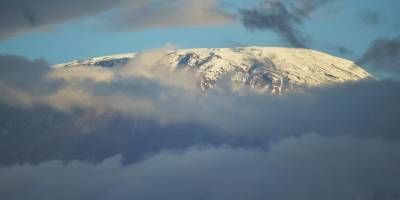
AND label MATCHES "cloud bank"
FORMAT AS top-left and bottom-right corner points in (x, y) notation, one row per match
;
(0, 47), (400, 165)
(0, 134), (399, 200)
(1, 48), (399, 199)
(0, 47), (399, 139)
